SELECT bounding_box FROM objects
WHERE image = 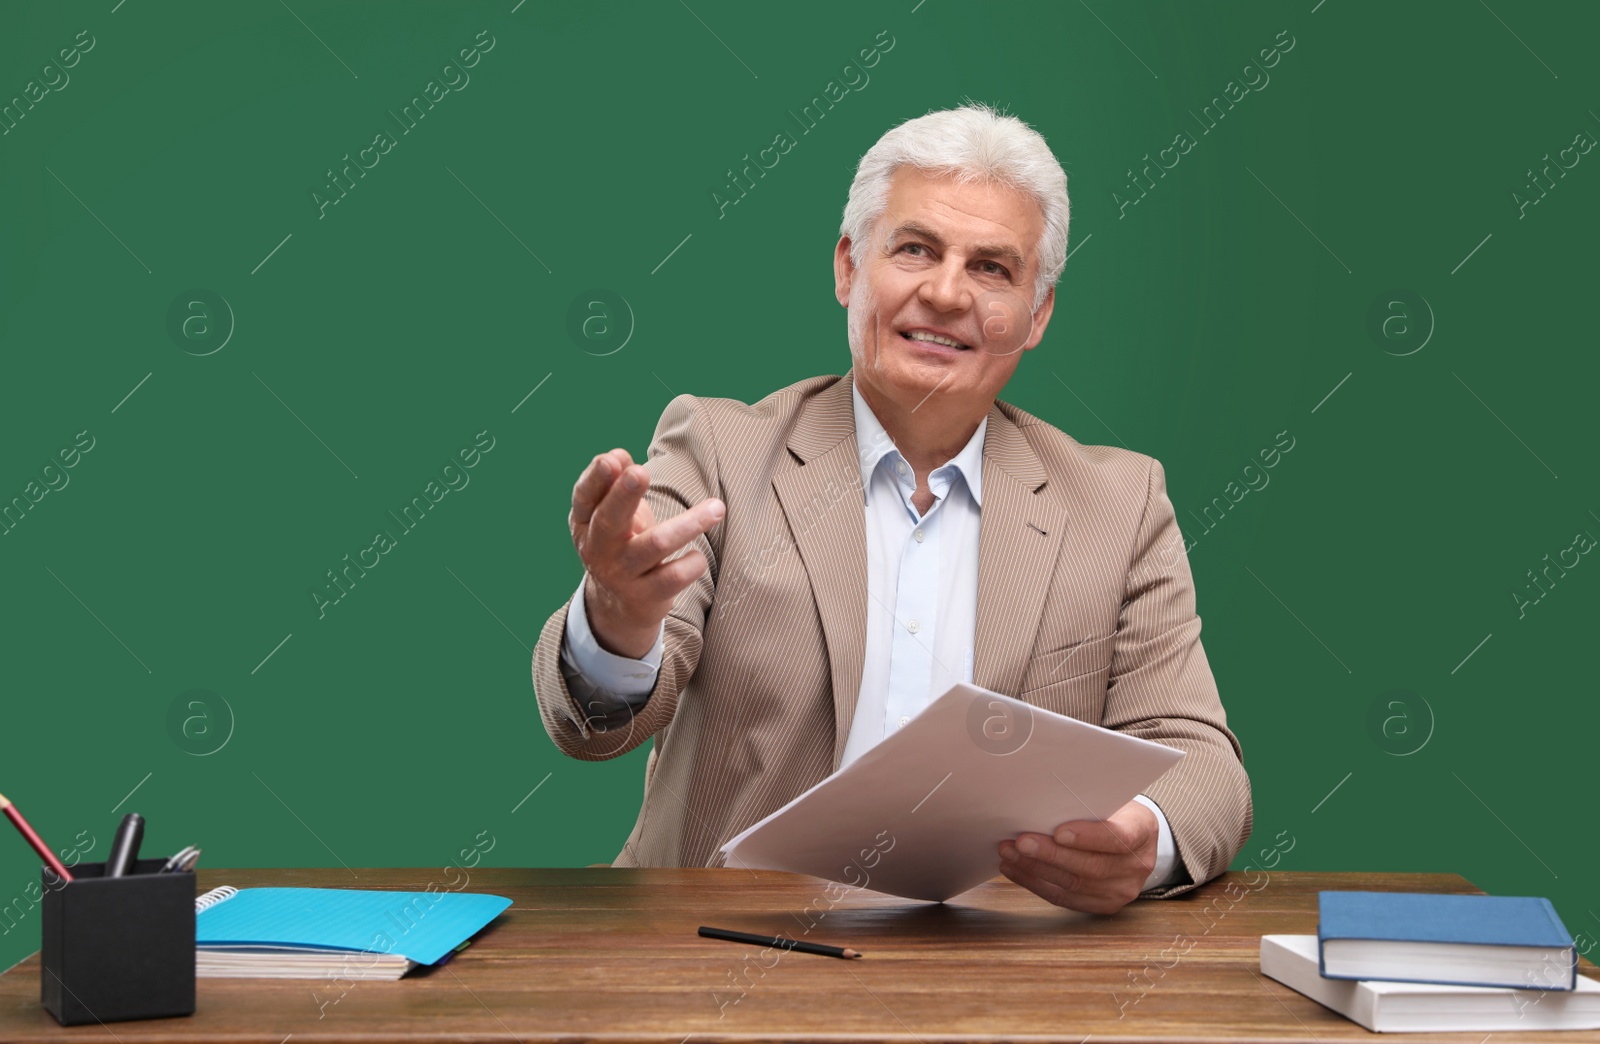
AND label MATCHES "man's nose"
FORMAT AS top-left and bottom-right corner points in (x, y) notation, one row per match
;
(917, 260), (970, 313)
